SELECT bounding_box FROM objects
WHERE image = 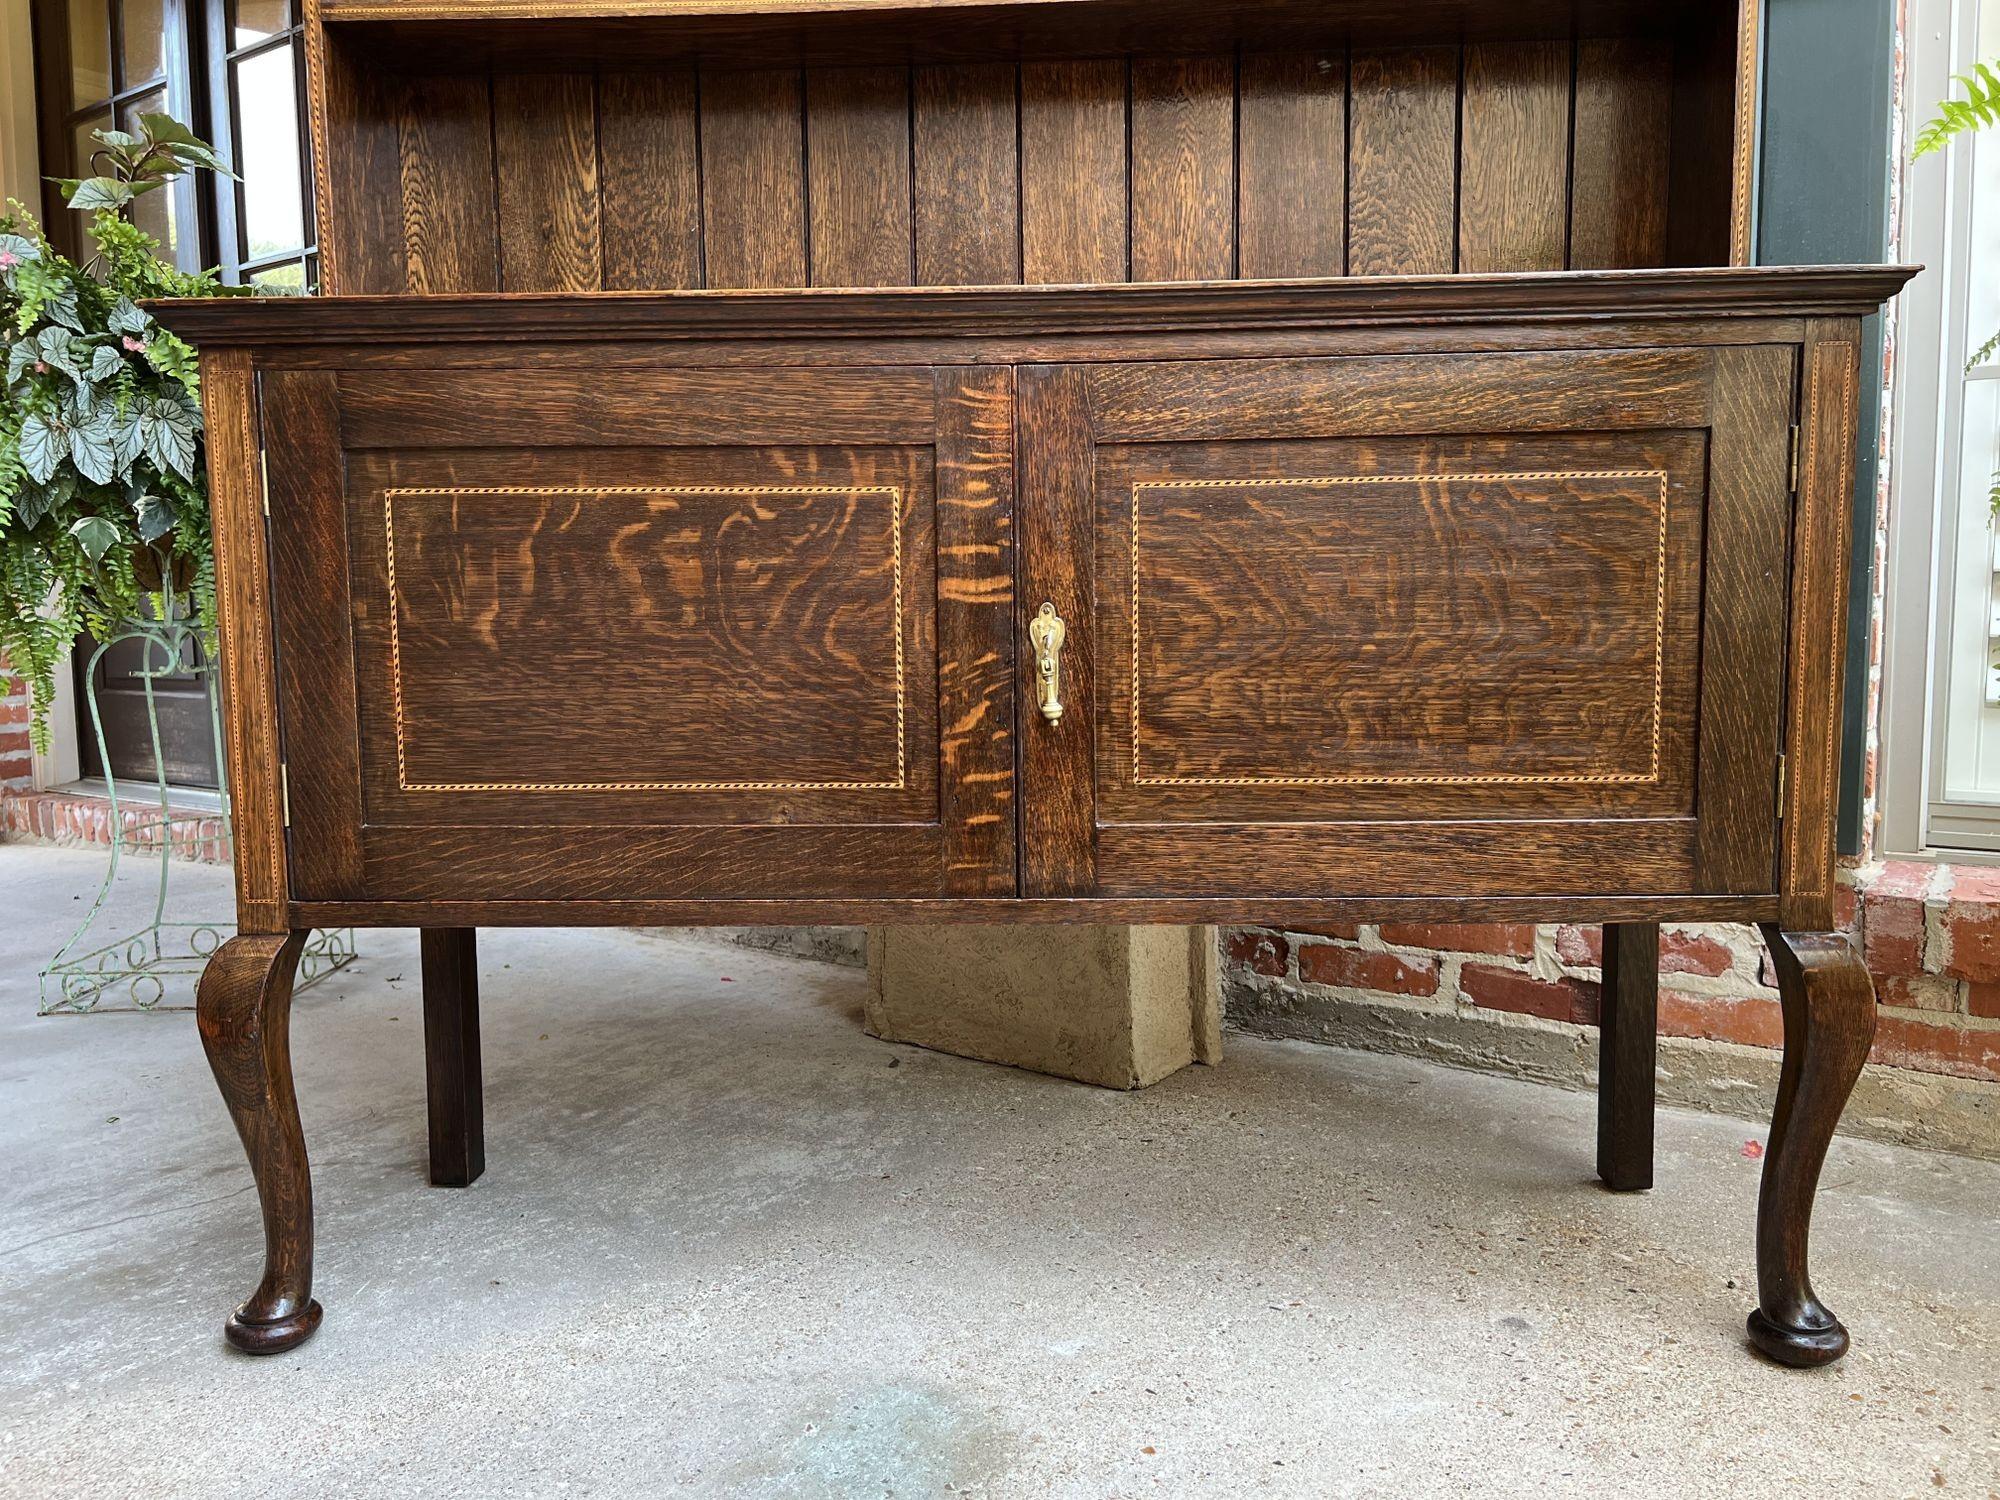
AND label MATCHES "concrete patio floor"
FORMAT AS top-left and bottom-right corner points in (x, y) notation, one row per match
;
(1, 842), (1997, 1499)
